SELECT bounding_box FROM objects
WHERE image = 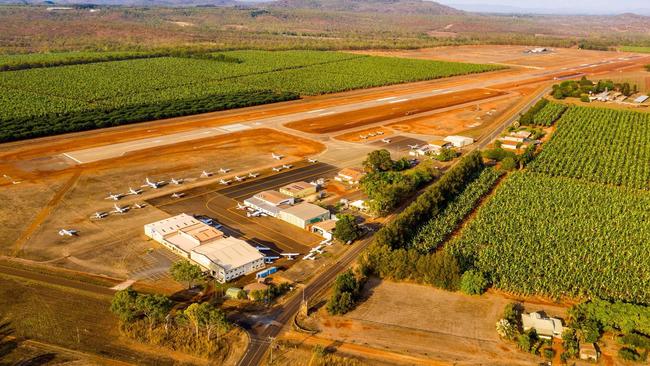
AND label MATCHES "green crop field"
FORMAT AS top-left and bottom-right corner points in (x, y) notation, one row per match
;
(529, 106), (650, 190)
(532, 101), (567, 126)
(0, 50), (502, 142)
(449, 172), (650, 303)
